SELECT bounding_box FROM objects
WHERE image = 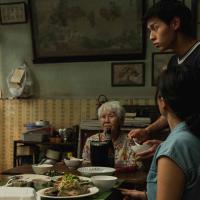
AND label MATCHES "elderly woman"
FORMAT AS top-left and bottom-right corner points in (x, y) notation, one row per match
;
(82, 101), (141, 169)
